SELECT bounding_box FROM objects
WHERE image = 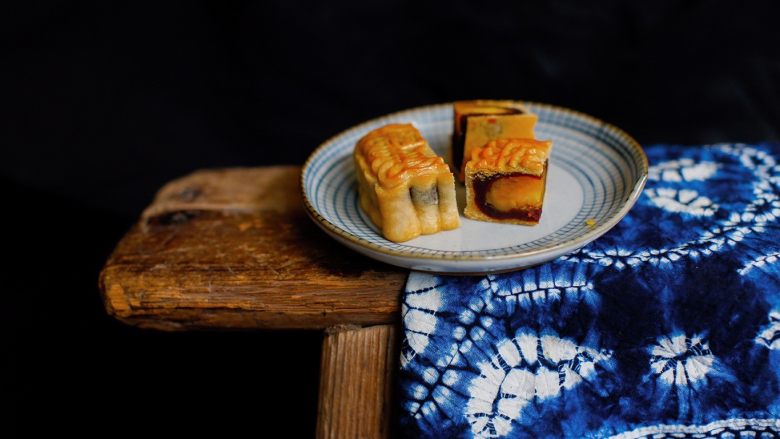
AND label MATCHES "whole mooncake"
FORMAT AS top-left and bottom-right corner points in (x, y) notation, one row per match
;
(464, 138), (553, 225)
(354, 123), (460, 242)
